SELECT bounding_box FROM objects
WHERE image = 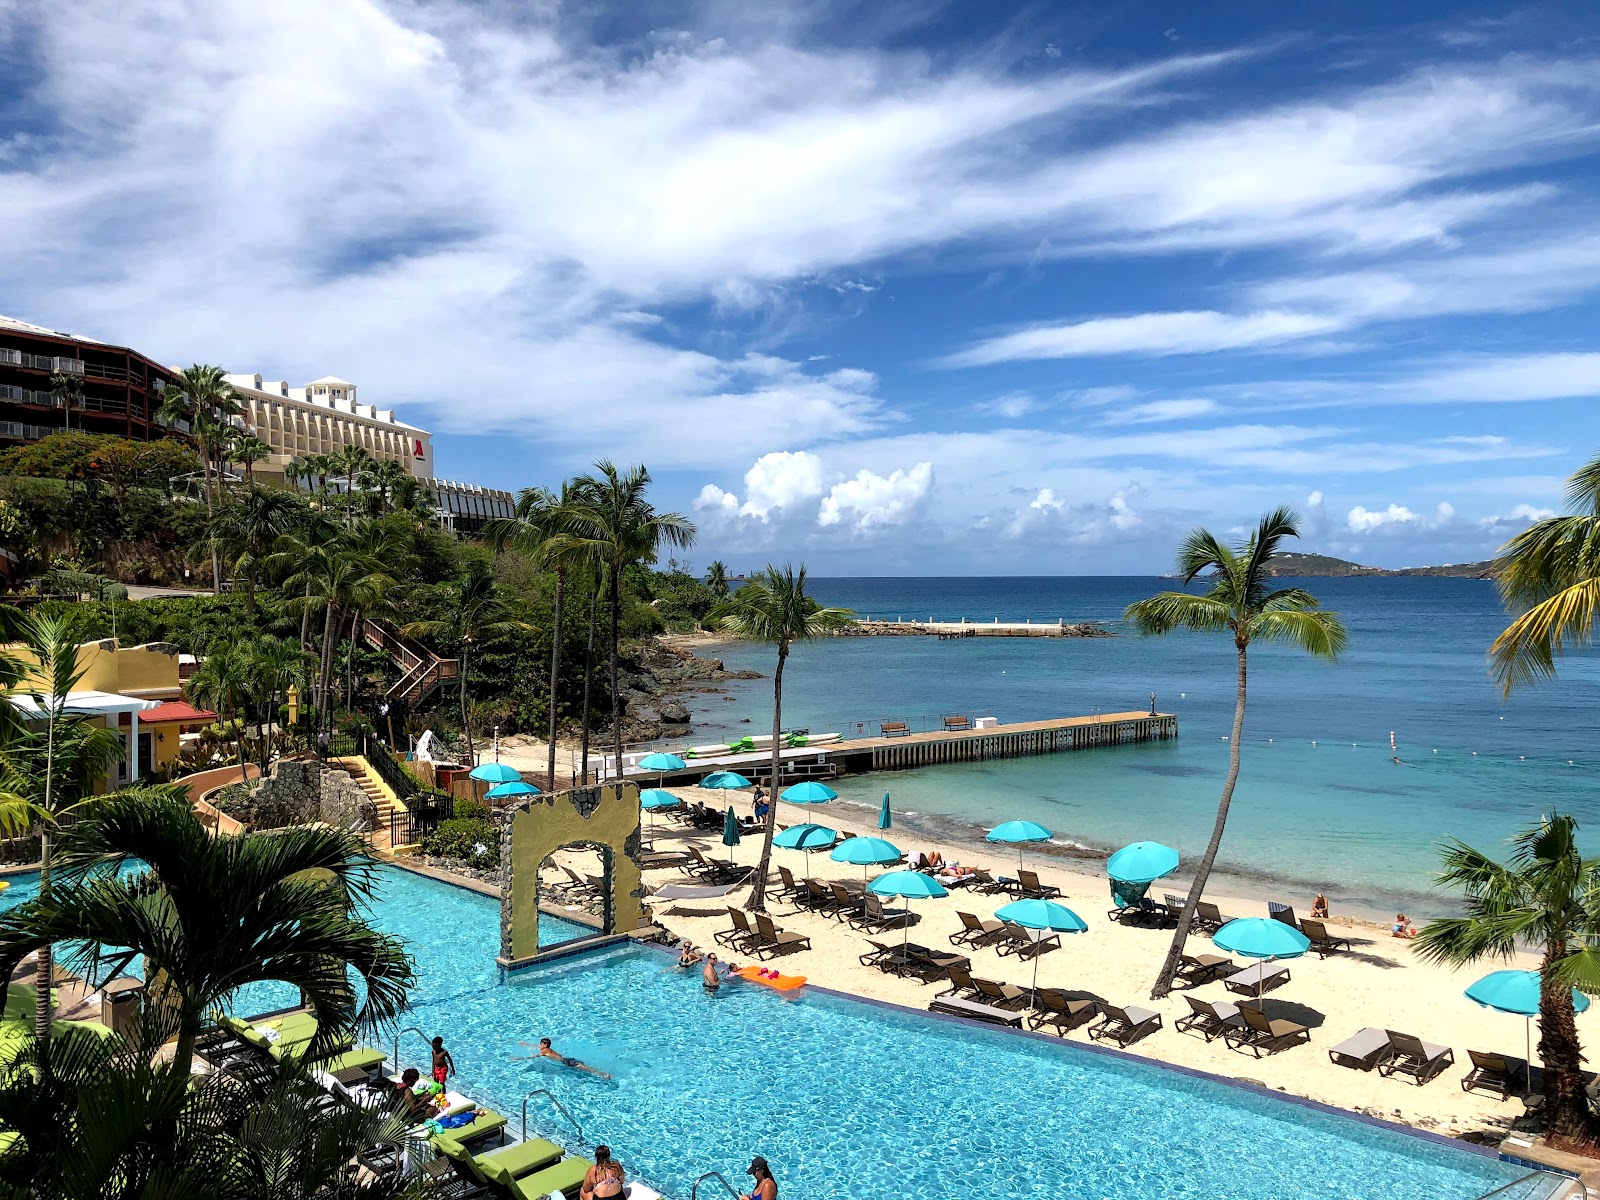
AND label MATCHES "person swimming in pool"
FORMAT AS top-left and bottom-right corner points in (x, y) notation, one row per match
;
(676, 941), (702, 969)
(703, 952), (722, 993)
(527, 1037), (611, 1080)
